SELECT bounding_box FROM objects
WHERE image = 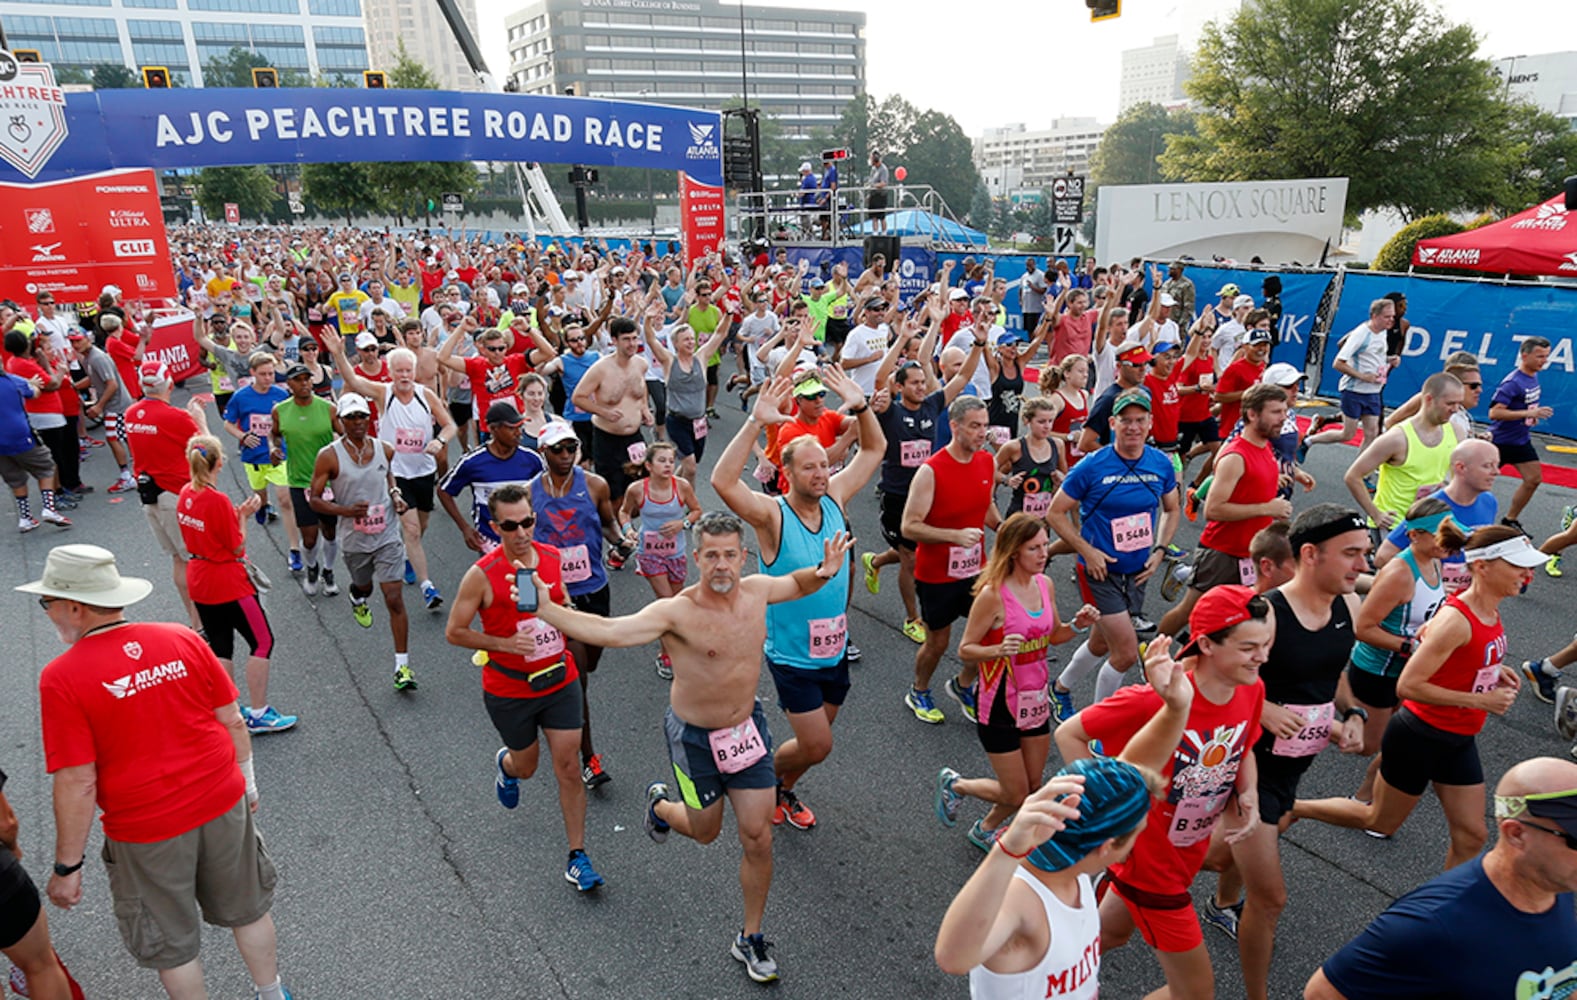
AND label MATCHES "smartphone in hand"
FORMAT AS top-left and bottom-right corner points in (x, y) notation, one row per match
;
(515, 568), (537, 613)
